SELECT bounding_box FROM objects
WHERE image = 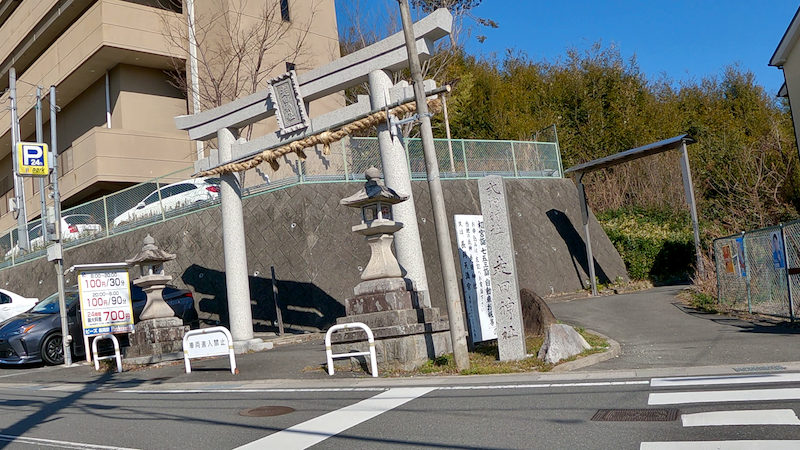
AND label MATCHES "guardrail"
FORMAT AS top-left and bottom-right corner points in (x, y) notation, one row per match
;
(0, 136), (562, 270)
